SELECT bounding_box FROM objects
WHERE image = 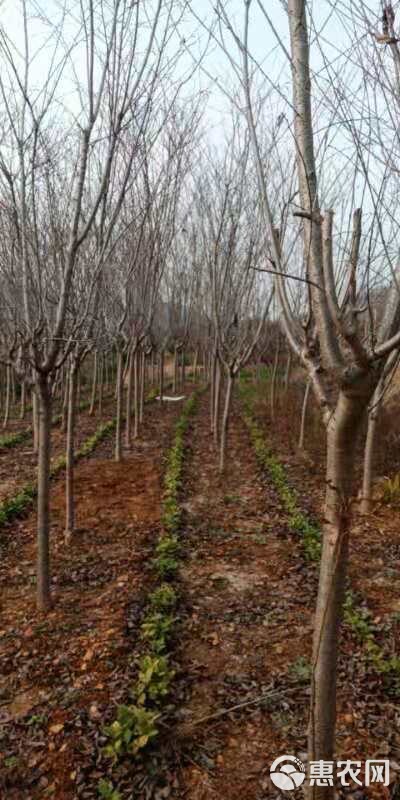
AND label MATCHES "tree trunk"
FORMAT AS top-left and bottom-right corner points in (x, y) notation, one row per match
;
(65, 361), (78, 543)
(308, 389), (368, 800)
(134, 349), (140, 439)
(284, 351), (292, 392)
(219, 371), (234, 473)
(115, 350), (124, 462)
(192, 348), (198, 382)
(140, 350), (145, 424)
(299, 379), (311, 450)
(3, 364), (10, 428)
(213, 358), (221, 446)
(181, 349), (186, 387)
(125, 348), (134, 447)
(159, 349), (165, 404)
(270, 338), (280, 419)
(210, 351), (217, 433)
(36, 375), (52, 611)
(61, 369), (69, 433)
(361, 378), (385, 515)
(173, 347), (178, 393)
(98, 353), (104, 417)
(89, 350), (97, 415)
(20, 380), (26, 419)
(32, 387), (39, 454)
